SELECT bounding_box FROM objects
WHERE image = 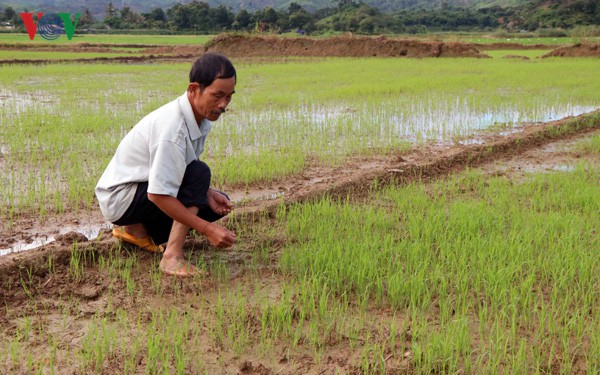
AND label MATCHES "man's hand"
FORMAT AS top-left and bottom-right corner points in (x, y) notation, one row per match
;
(204, 222), (236, 248)
(207, 189), (233, 216)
